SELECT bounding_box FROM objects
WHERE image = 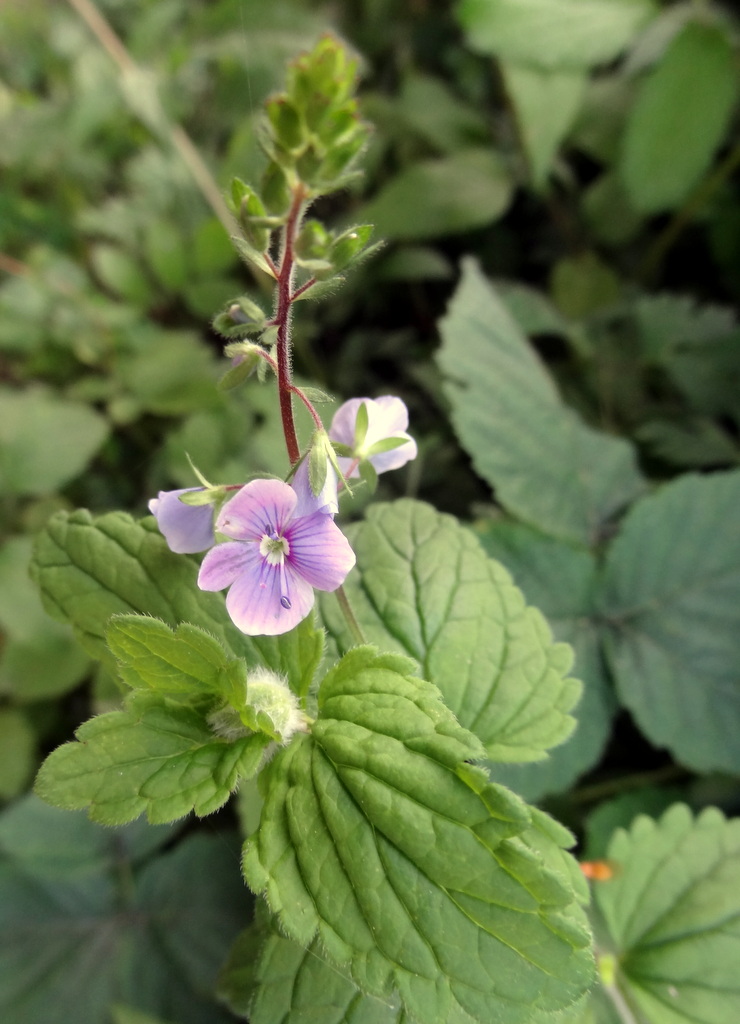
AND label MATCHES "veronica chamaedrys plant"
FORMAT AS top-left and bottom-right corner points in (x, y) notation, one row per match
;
(30, 36), (594, 1024)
